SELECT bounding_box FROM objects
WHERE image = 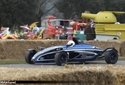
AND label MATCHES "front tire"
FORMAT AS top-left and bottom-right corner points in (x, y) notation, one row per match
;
(104, 48), (118, 64)
(25, 49), (37, 64)
(55, 52), (68, 66)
